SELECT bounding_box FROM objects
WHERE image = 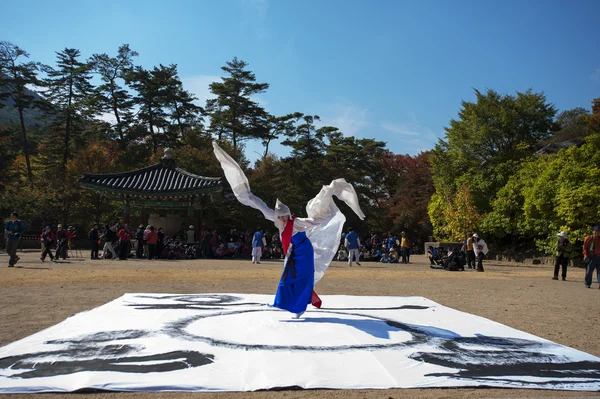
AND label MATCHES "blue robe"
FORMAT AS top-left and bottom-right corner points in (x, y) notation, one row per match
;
(273, 231), (314, 314)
